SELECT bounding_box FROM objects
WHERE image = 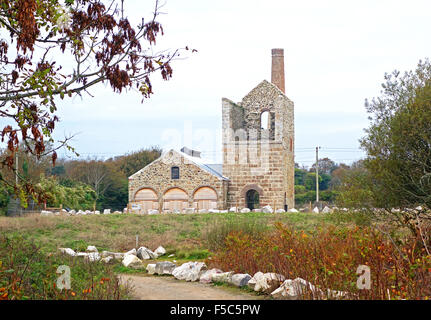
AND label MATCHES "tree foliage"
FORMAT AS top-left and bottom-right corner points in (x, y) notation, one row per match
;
(294, 160), (340, 206)
(340, 59), (431, 233)
(0, 0), (189, 201)
(37, 175), (96, 210)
